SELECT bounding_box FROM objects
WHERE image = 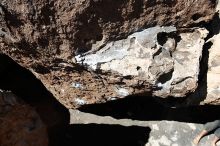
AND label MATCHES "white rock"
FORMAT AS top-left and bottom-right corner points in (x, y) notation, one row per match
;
(204, 34), (220, 104)
(75, 26), (208, 98)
